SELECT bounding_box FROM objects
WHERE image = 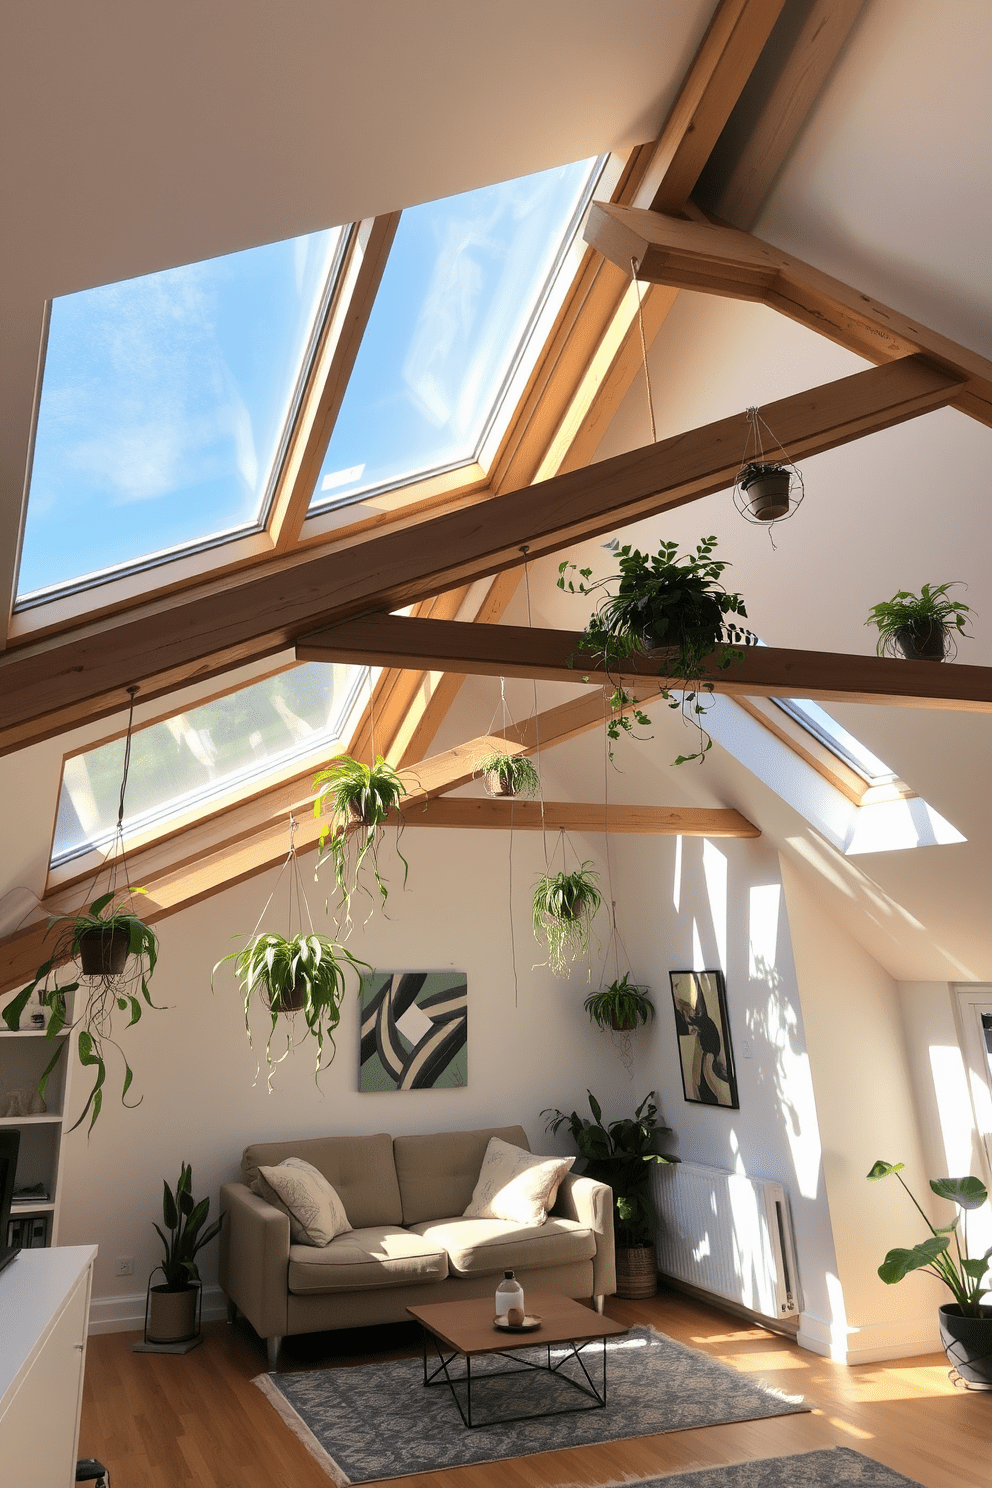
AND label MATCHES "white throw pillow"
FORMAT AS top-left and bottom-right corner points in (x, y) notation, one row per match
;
(256, 1157), (352, 1246)
(463, 1137), (574, 1225)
